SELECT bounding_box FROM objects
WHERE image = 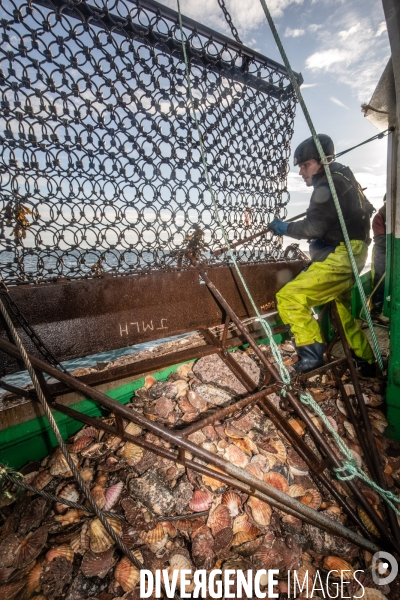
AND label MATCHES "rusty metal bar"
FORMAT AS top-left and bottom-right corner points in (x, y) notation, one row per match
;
(0, 337), (382, 552)
(191, 263), (397, 547)
(330, 363), (376, 478)
(48, 400), (330, 530)
(330, 302), (400, 543)
(256, 397), (370, 536)
(200, 327), (260, 392)
(221, 314), (231, 348)
(177, 384), (280, 438)
(299, 357), (347, 381)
